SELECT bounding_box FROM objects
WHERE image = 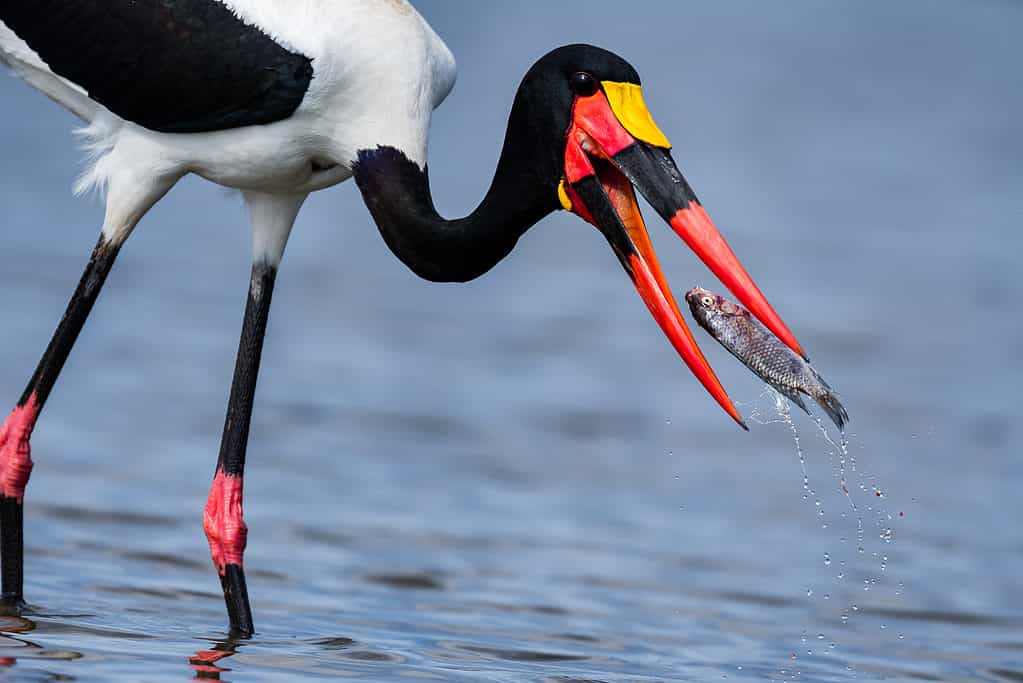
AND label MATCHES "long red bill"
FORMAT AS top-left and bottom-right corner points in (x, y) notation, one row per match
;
(605, 141), (806, 360)
(668, 203), (806, 359)
(562, 85), (804, 427)
(627, 252), (748, 429)
(566, 166), (747, 430)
